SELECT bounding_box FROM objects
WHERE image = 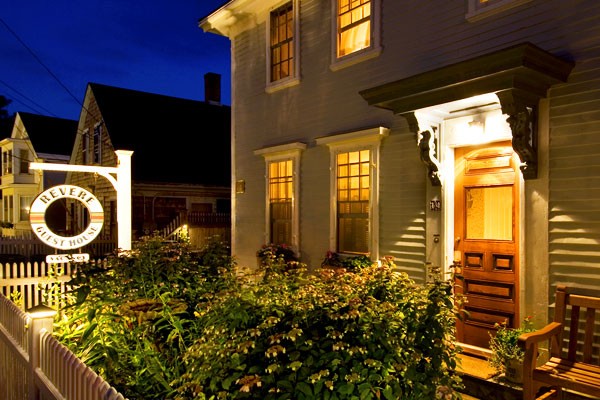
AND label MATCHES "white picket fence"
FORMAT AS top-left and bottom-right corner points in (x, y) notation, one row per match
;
(0, 260), (127, 399)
